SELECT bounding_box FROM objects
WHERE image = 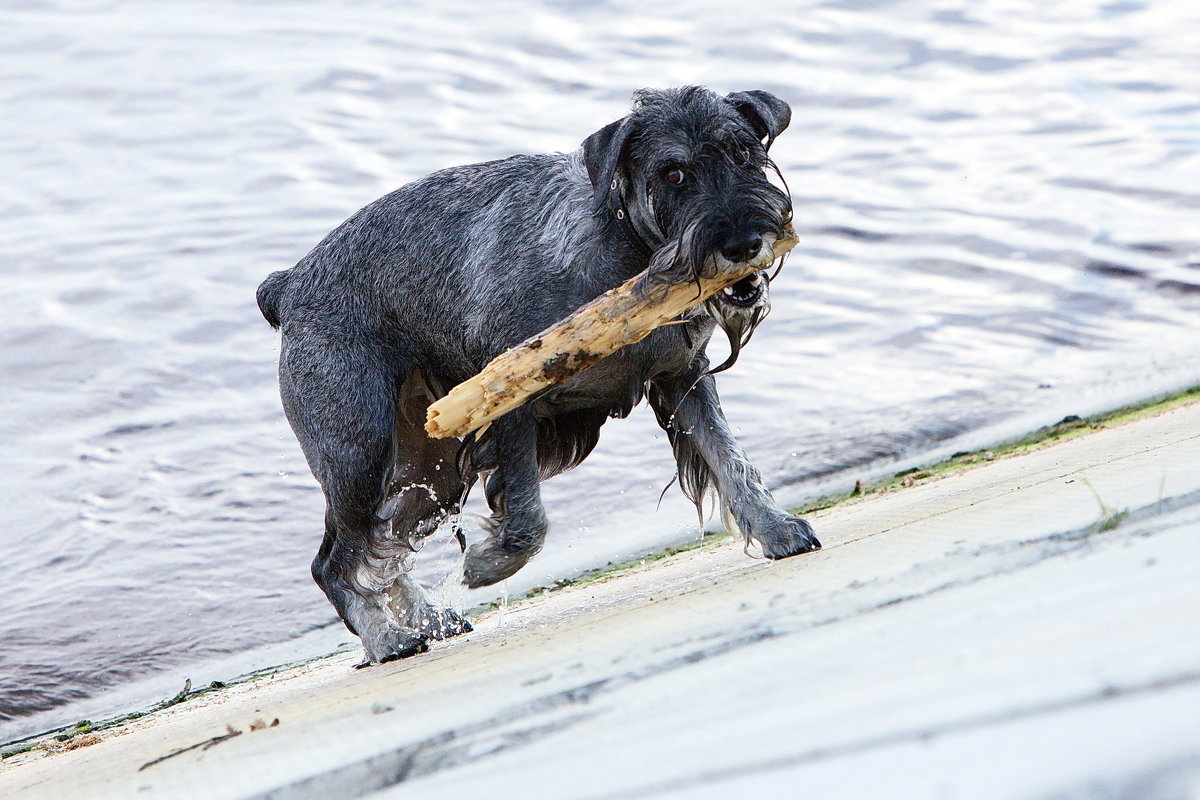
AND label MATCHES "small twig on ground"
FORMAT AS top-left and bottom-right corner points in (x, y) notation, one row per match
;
(137, 727), (242, 772)
(159, 678), (192, 709)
